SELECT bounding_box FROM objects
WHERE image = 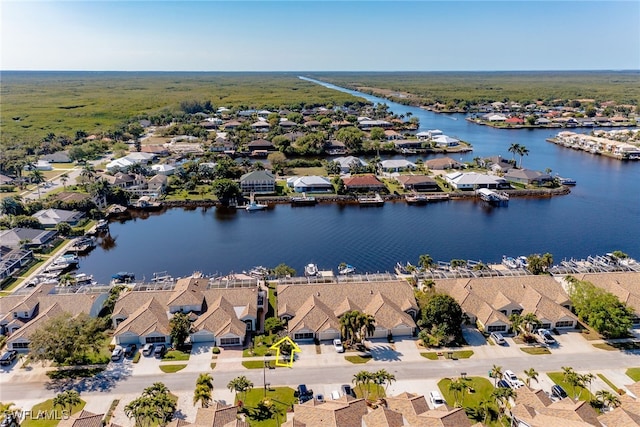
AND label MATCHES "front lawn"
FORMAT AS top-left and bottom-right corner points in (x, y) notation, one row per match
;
(21, 399), (86, 427)
(162, 350), (190, 361)
(47, 367), (105, 380)
(238, 387), (296, 427)
(626, 368), (640, 382)
(244, 335), (277, 357)
(547, 372), (594, 401)
(354, 384), (385, 401)
(159, 364), (186, 373)
(438, 376), (494, 409)
(344, 355), (372, 364)
(421, 352), (439, 360)
(242, 360), (278, 369)
(520, 347), (551, 355)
